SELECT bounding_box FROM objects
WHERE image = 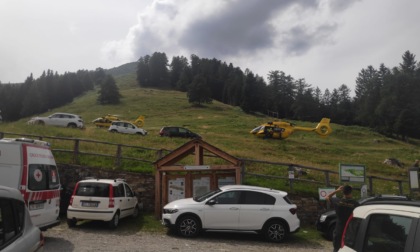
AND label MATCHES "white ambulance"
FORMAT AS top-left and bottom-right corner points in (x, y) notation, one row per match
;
(0, 138), (61, 231)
